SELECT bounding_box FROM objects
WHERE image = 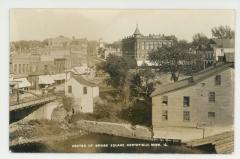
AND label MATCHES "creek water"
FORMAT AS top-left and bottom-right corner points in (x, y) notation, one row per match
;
(10, 133), (216, 153)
